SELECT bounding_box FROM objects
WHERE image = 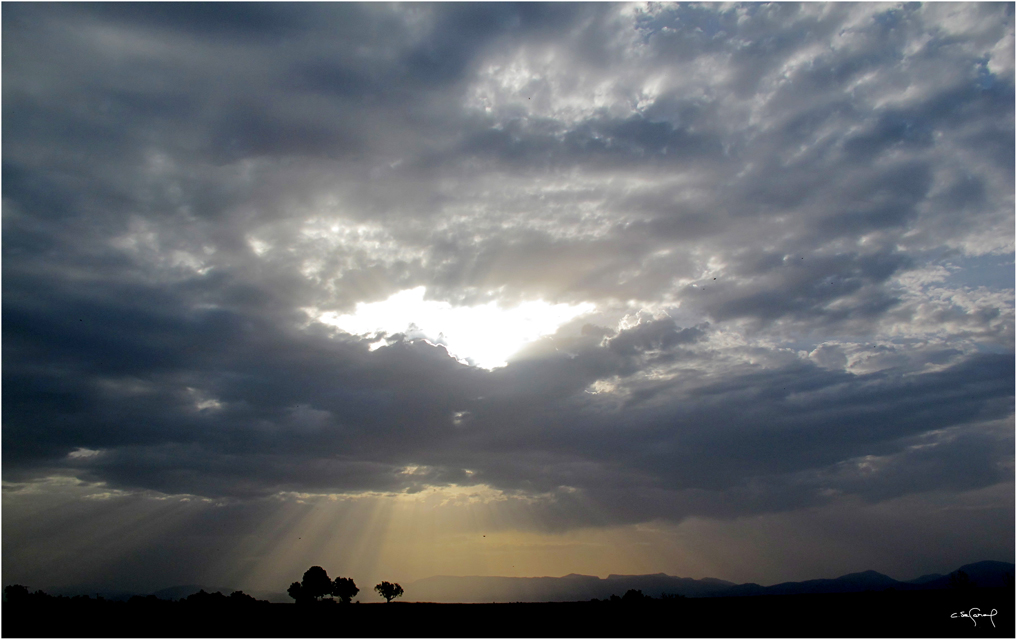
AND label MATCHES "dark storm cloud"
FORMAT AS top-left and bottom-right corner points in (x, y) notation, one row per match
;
(3, 2), (1013, 537)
